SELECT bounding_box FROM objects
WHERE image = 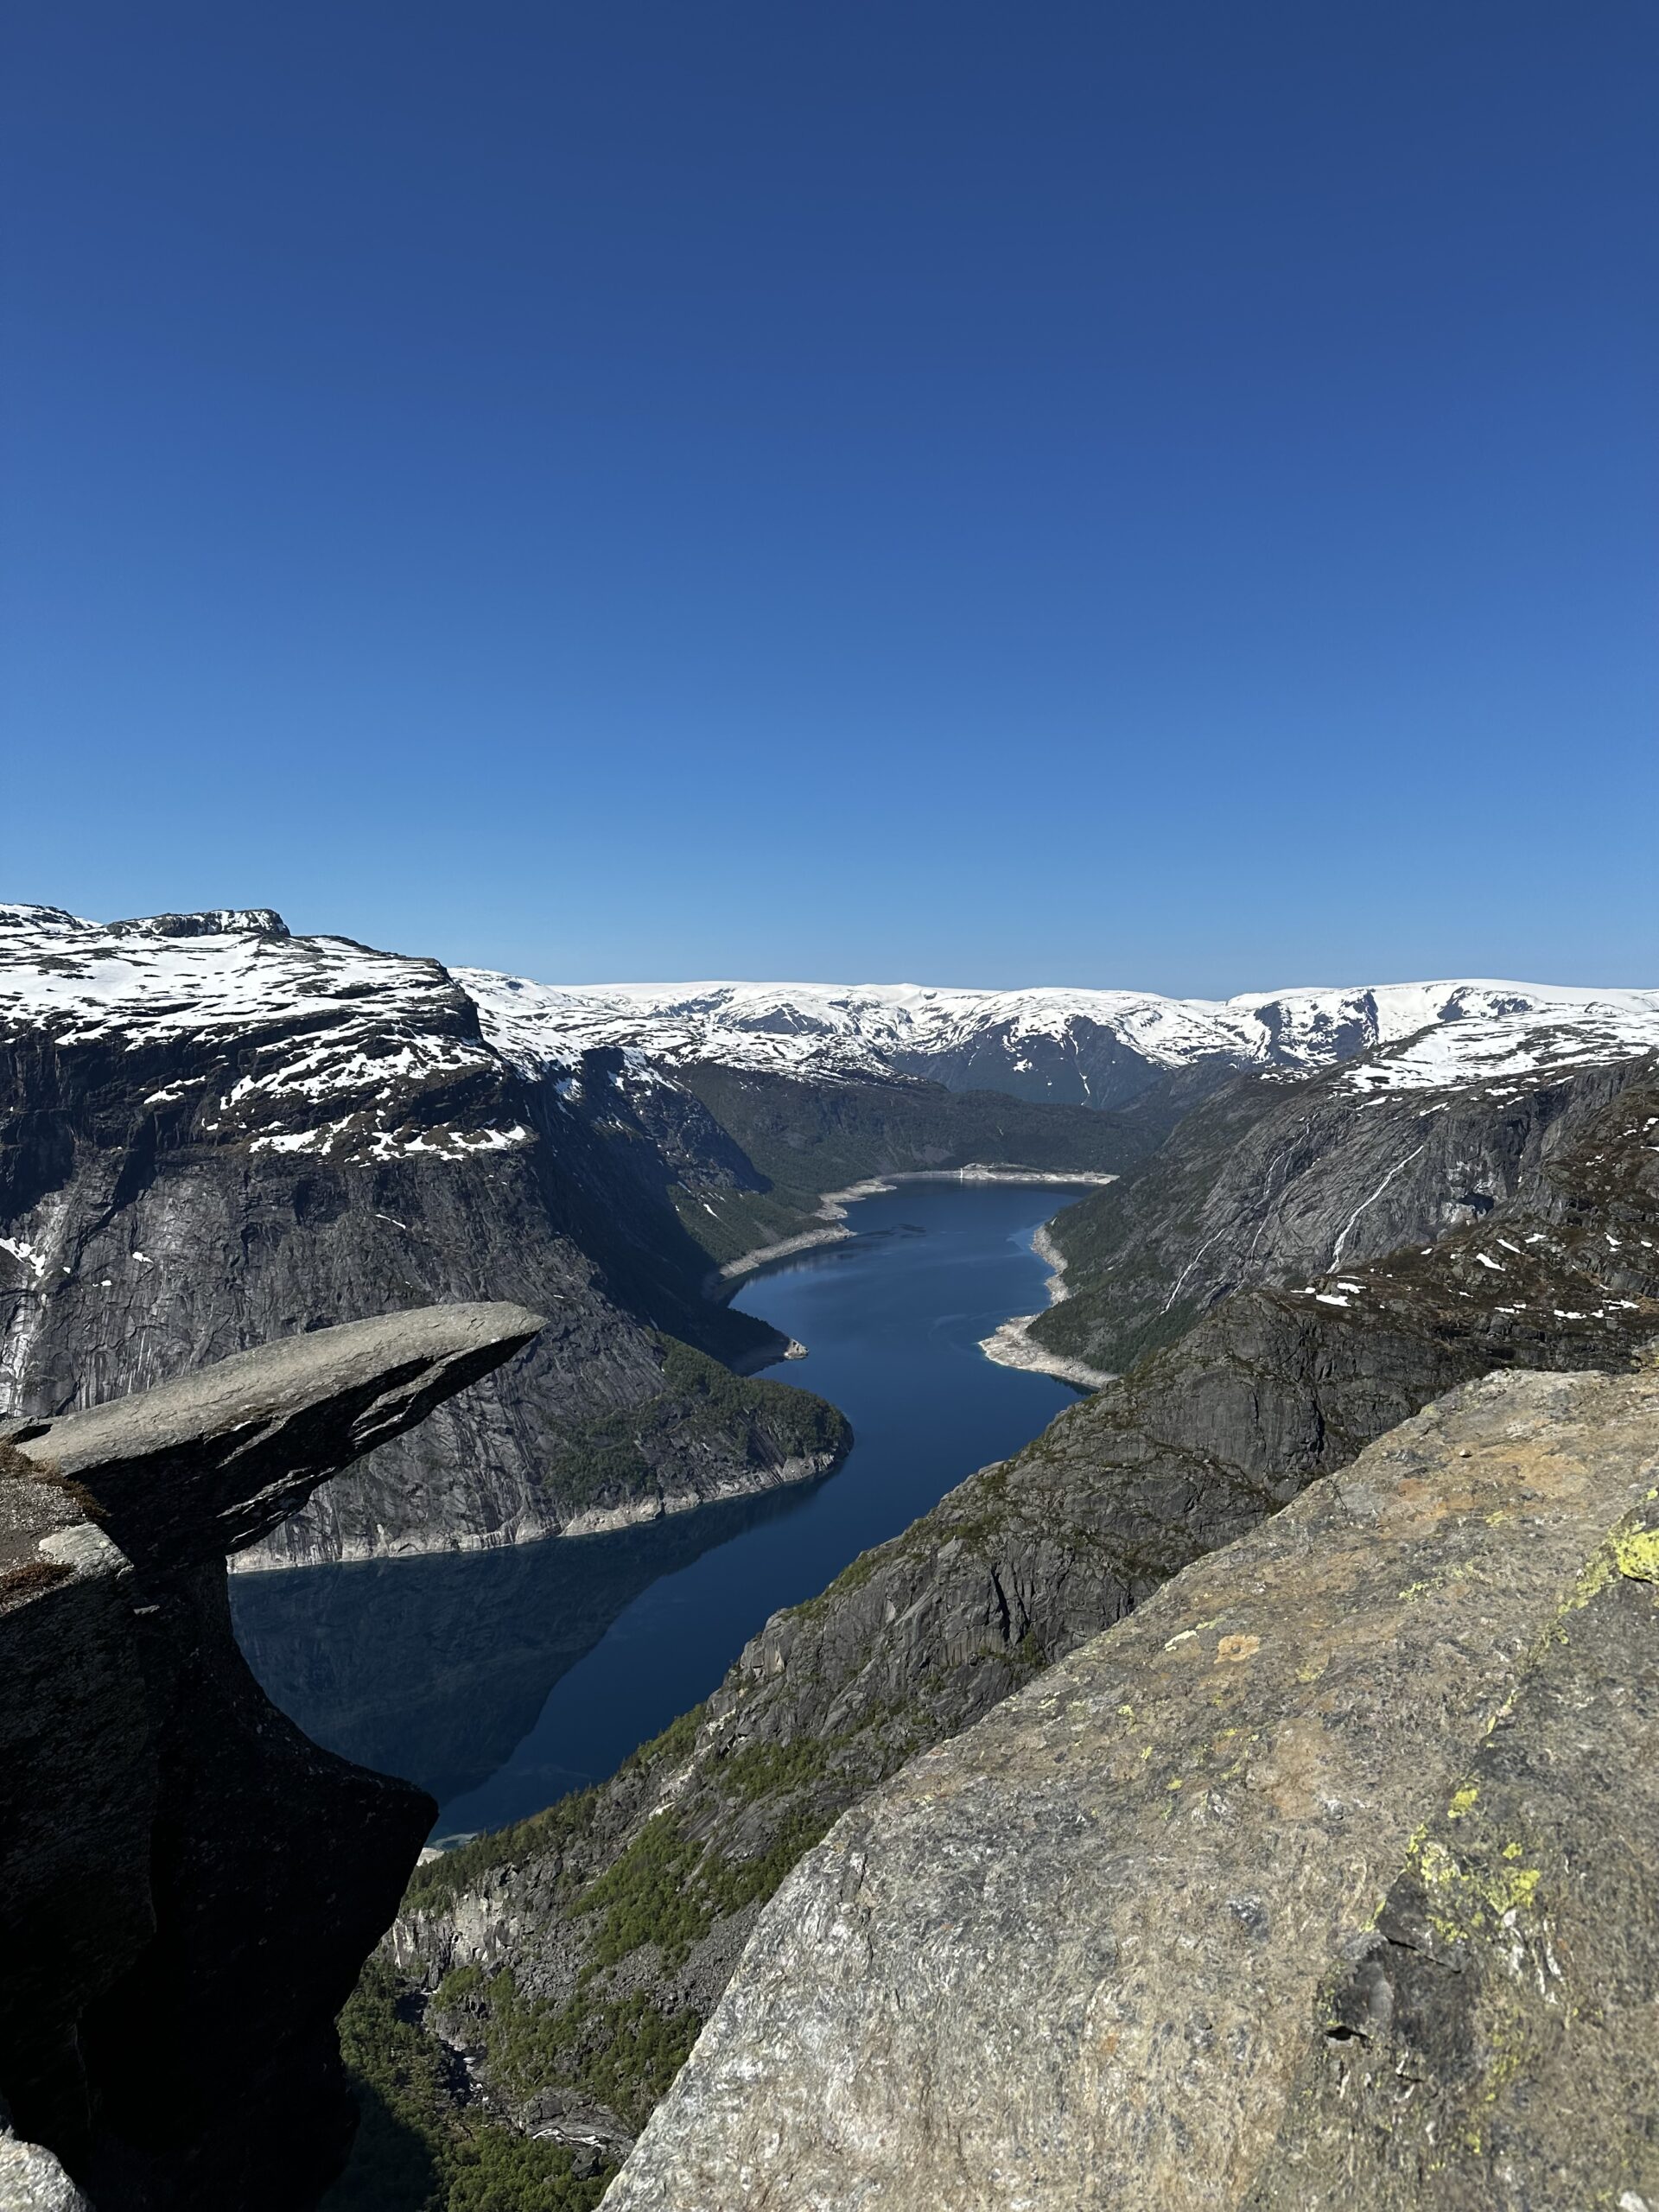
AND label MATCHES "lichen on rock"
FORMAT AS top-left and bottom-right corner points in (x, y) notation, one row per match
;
(604, 1364), (1659, 2211)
